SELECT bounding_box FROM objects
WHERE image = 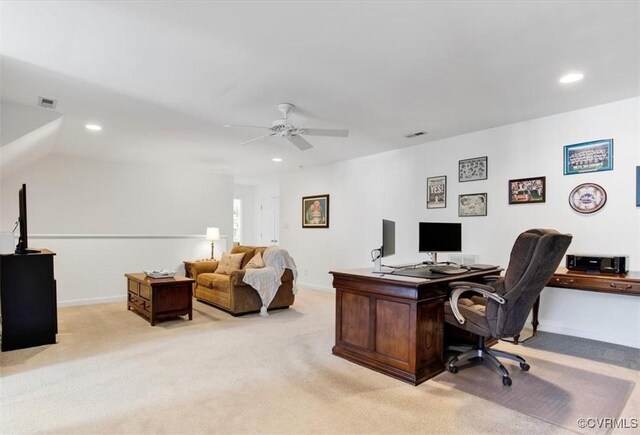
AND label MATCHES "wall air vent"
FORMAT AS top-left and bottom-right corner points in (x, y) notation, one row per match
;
(37, 97), (57, 109)
(405, 131), (427, 139)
